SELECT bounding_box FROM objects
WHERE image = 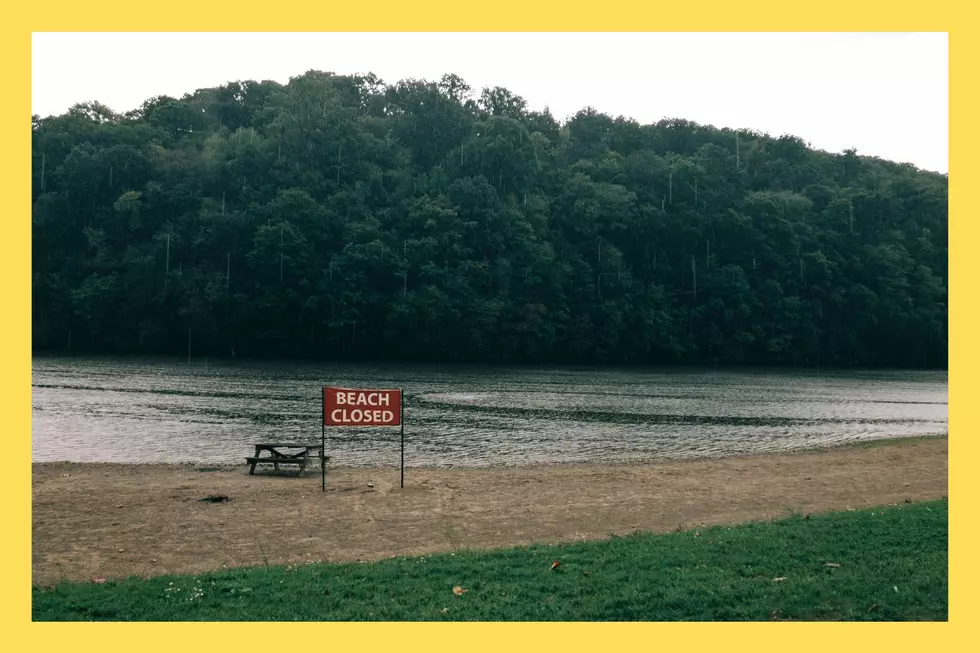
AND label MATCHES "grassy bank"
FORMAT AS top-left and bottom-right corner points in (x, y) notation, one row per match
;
(33, 500), (947, 621)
